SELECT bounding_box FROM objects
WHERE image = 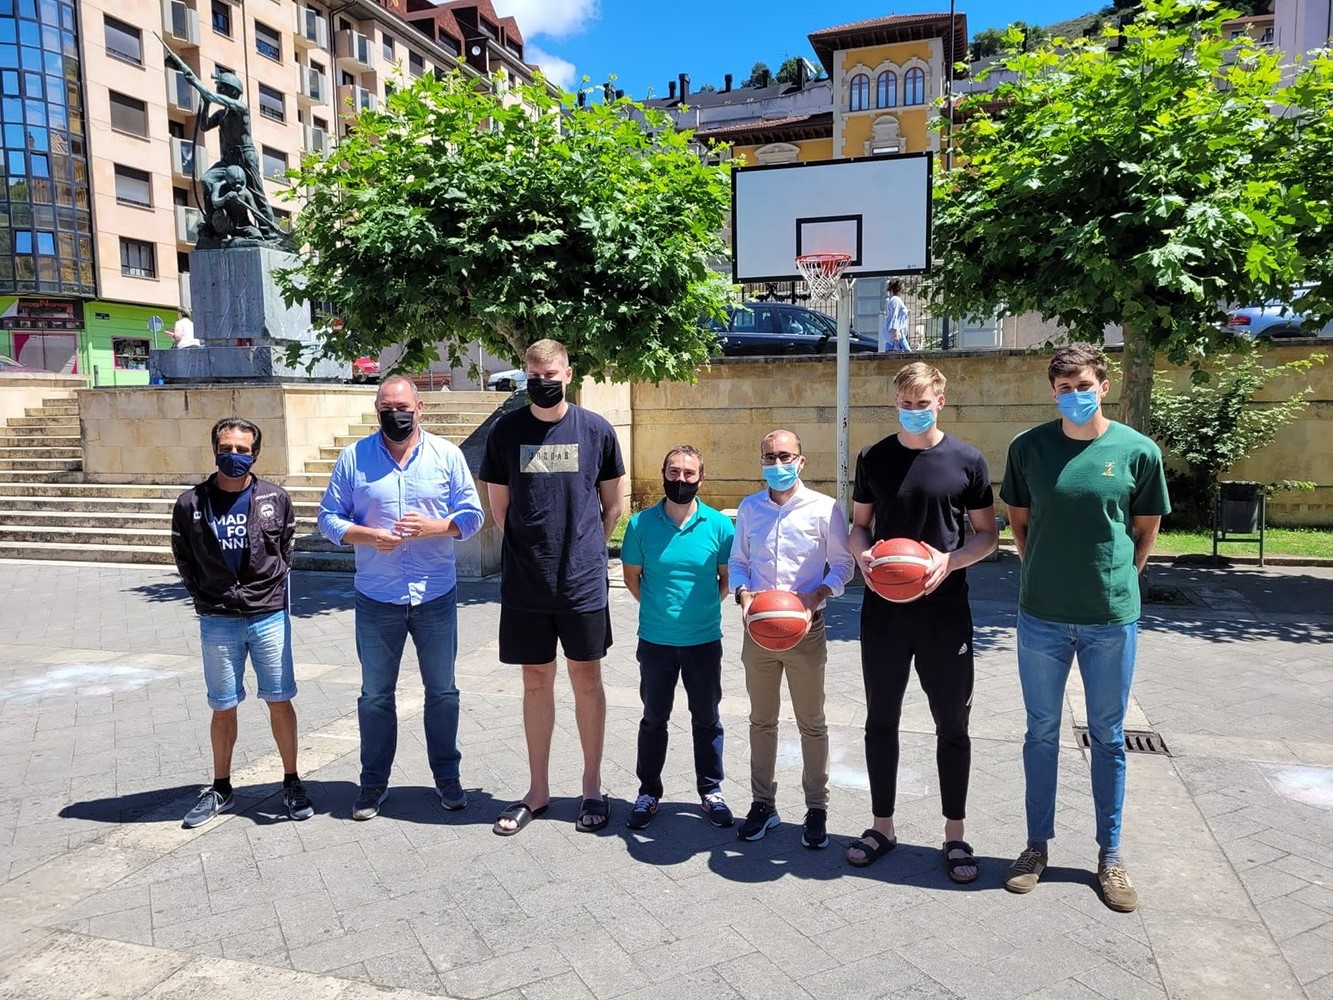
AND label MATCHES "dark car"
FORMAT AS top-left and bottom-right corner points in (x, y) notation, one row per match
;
(708, 302), (879, 357)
